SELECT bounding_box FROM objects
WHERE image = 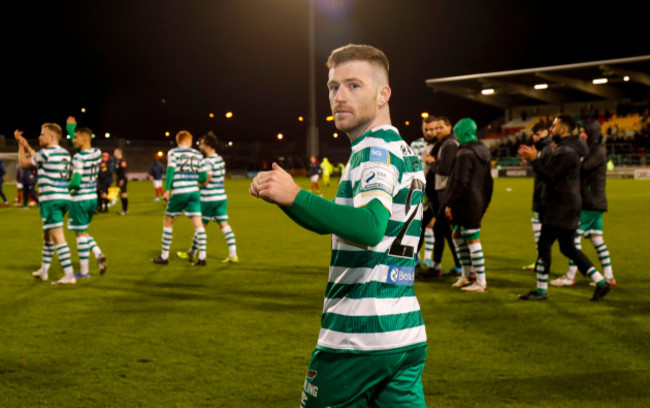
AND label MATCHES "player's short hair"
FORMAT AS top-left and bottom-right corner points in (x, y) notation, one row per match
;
(176, 130), (193, 144)
(556, 114), (577, 133)
(75, 127), (93, 138)
(200, 132), (219, 151)
(423, 116), (436, 124)
(433, 116), (451, 127)
(42, 123), (62, 140)
(326, 44), (389, 83)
